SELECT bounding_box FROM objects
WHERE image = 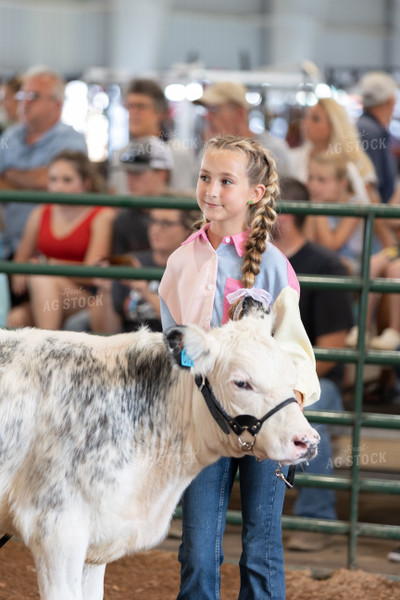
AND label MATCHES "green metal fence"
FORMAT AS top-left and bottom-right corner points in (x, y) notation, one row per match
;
(1, 190), (400, 573)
